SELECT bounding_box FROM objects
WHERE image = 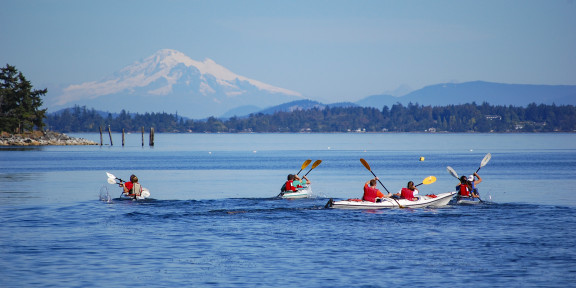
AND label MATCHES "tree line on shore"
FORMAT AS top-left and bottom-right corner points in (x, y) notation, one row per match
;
(45, 102), (576, 133)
